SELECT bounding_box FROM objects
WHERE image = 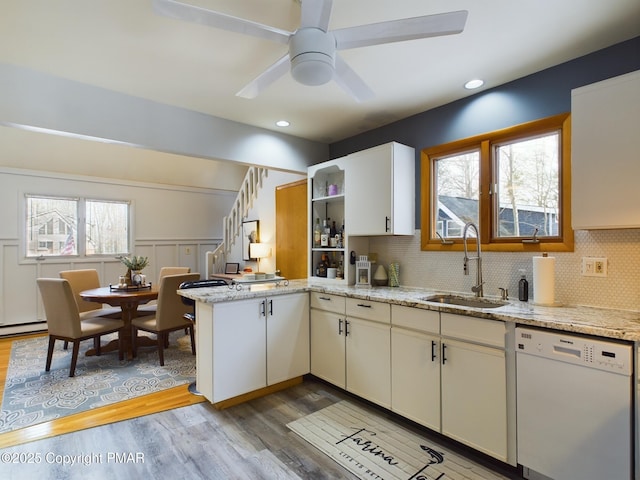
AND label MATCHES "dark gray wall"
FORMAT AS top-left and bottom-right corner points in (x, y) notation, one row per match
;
(329, 36), (640, 227)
